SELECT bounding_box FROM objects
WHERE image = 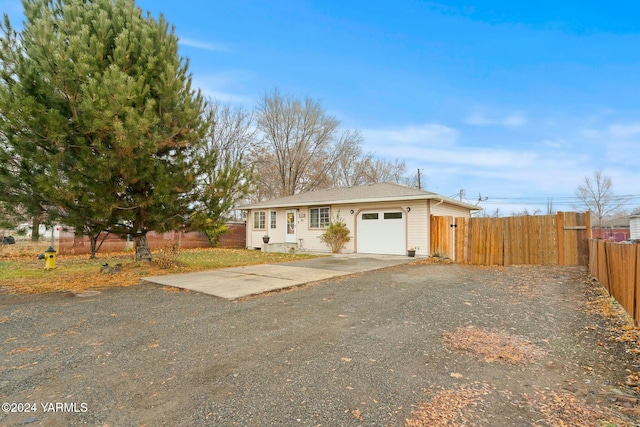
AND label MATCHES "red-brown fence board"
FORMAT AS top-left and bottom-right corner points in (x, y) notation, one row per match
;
(218, 223), (247, 249)
(58, 230), (211, 255)
(58, 222), (247, 255)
